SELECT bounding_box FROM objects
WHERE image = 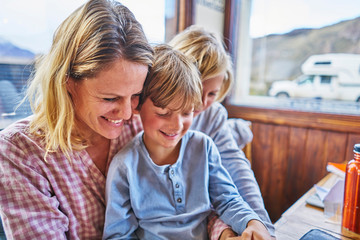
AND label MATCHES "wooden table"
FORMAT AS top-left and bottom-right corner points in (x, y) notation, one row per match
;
(274, 173), (358, 240)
